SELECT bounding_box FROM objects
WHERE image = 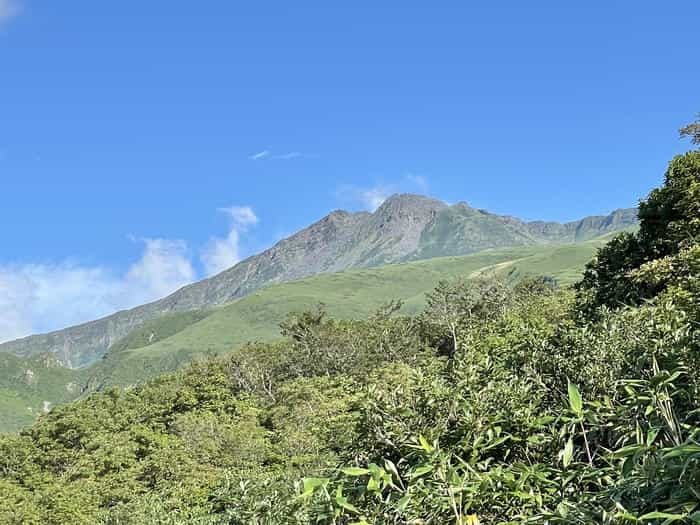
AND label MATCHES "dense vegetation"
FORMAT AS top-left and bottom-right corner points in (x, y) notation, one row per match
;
(91, 240), (605, 389)
(0, 142), (698, 523)
(0, 239), (608, 433)
(0, 353), (86, 433)
(0, 192), (636, 374)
